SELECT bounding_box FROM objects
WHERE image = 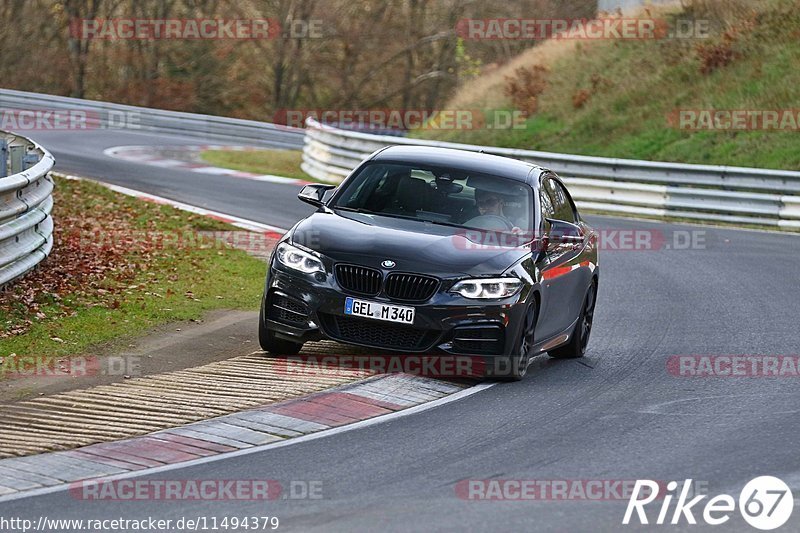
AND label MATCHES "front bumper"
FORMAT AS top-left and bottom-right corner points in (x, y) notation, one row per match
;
(262, 263), (529, 356)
